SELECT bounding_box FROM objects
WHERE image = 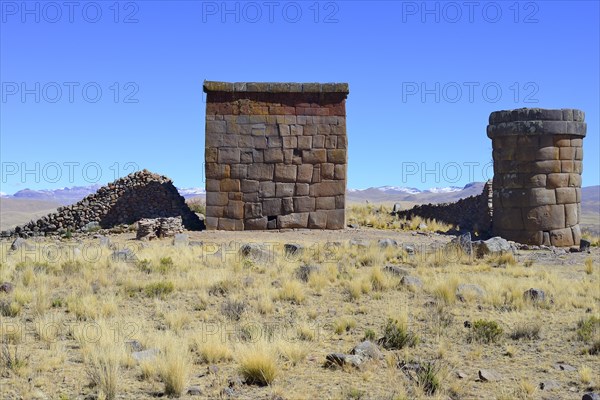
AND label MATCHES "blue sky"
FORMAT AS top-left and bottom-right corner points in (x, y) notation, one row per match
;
(1, 0), (598, 193)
